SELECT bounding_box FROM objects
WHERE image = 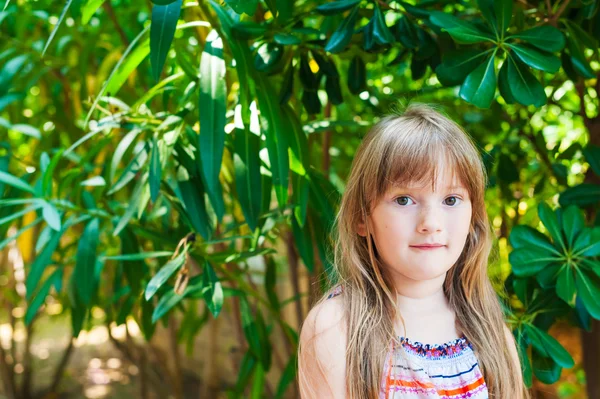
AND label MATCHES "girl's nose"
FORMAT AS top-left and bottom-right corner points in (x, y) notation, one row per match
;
(416, 206), (443, 233)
